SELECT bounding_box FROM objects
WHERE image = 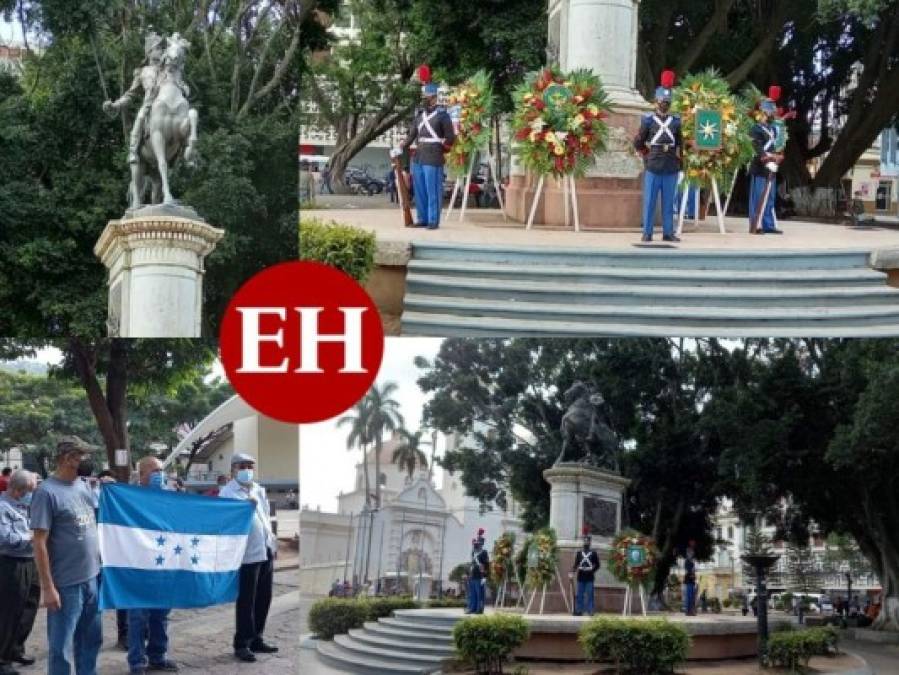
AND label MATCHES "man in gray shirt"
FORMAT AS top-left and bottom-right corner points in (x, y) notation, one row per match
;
(31, 437), (103, 675)
(0, 470), (39, 675)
